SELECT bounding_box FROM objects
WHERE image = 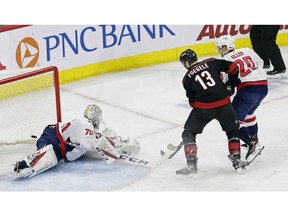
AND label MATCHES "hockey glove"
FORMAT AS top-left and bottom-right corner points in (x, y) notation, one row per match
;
(226, 85), (235, 96)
